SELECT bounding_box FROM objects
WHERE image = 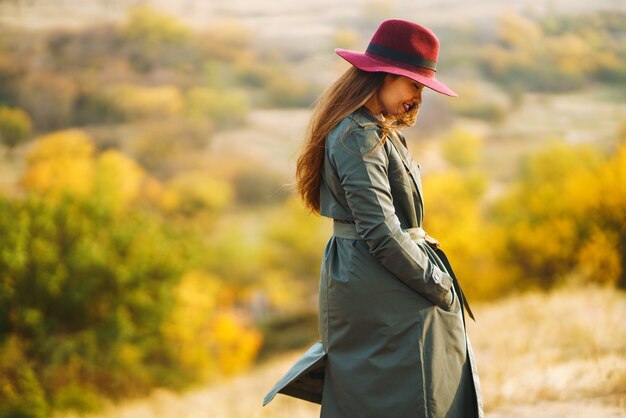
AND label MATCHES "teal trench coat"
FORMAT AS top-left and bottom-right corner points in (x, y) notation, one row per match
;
(264, 108), (483, 418)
